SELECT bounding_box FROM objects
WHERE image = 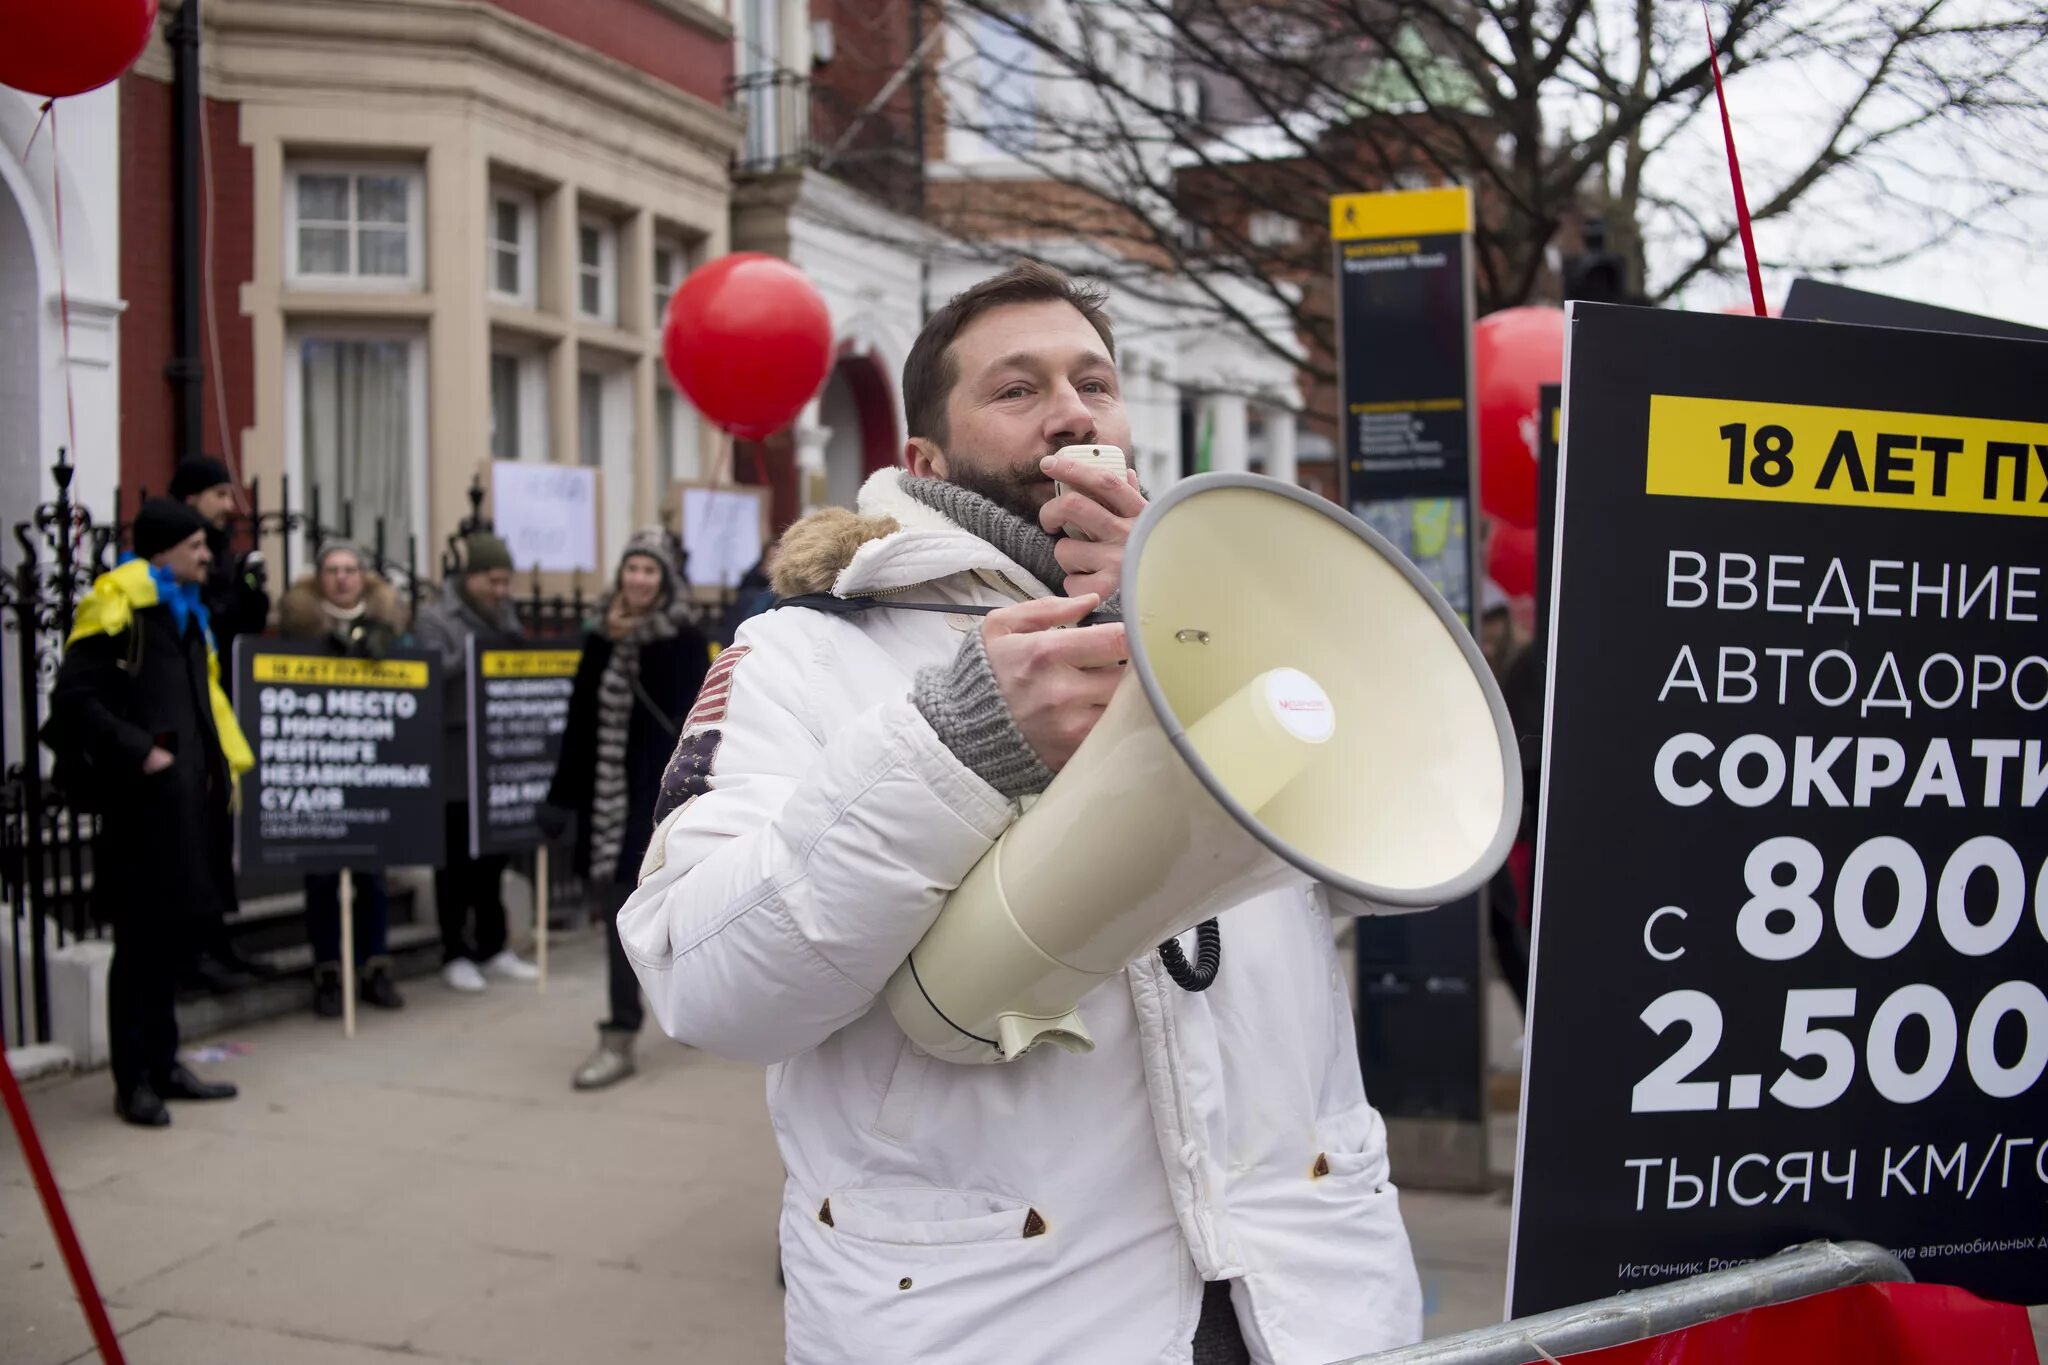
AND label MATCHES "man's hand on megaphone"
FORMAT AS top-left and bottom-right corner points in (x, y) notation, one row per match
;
(982, 593), (1128, 772)
(1040, 454), (1146, 603)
